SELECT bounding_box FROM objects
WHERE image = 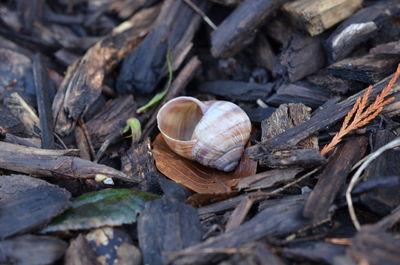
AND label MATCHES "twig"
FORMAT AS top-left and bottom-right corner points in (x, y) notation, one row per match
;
(346, 137), (400, 230)
(182, 0), (217, 30)
(321, 64), (400, 156)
